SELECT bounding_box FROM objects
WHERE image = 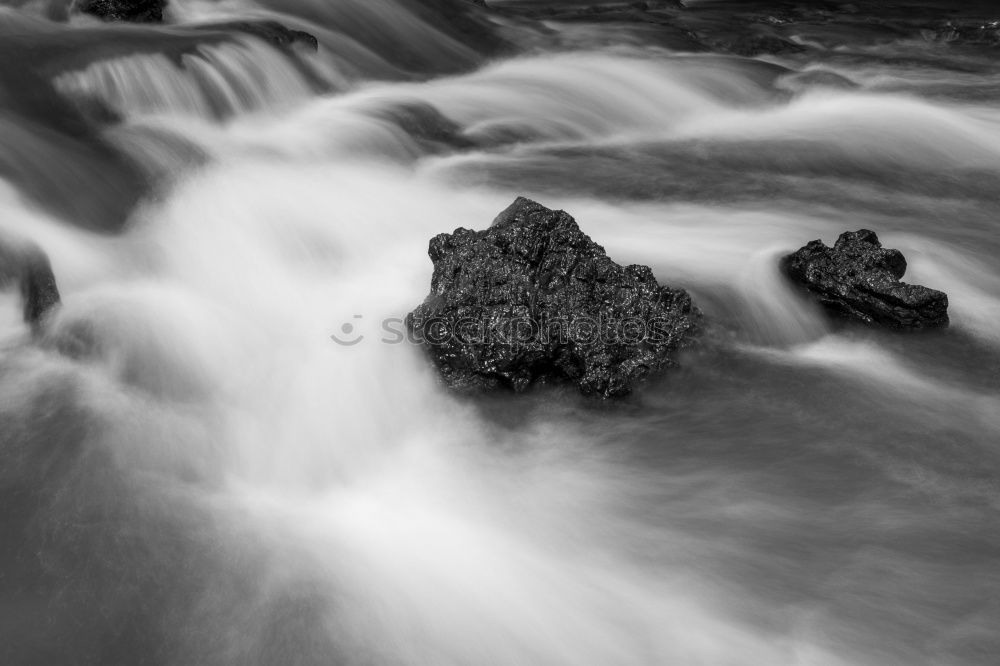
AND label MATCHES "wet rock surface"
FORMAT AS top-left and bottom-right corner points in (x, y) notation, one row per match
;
(75, 0), (167, 23)
(0, 238), (61, 333)
(781, 229), (949, 329)
(407, 197), (699, 397)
